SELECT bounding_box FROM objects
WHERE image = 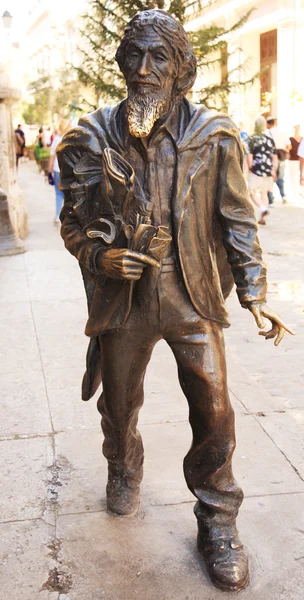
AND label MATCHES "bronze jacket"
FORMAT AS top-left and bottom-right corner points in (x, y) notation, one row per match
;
(58, 99), (267, 338)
